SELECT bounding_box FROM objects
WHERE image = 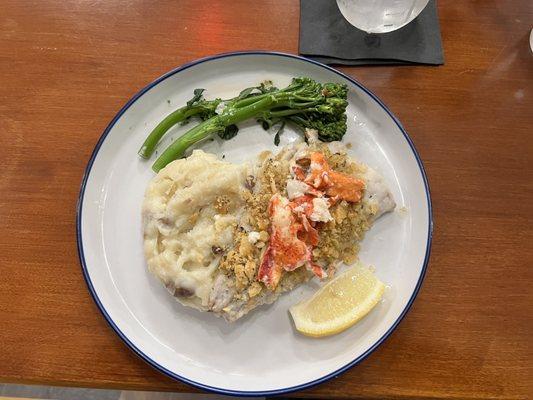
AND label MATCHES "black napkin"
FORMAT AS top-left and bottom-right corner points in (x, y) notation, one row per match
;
(299, 0), (444, 65)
